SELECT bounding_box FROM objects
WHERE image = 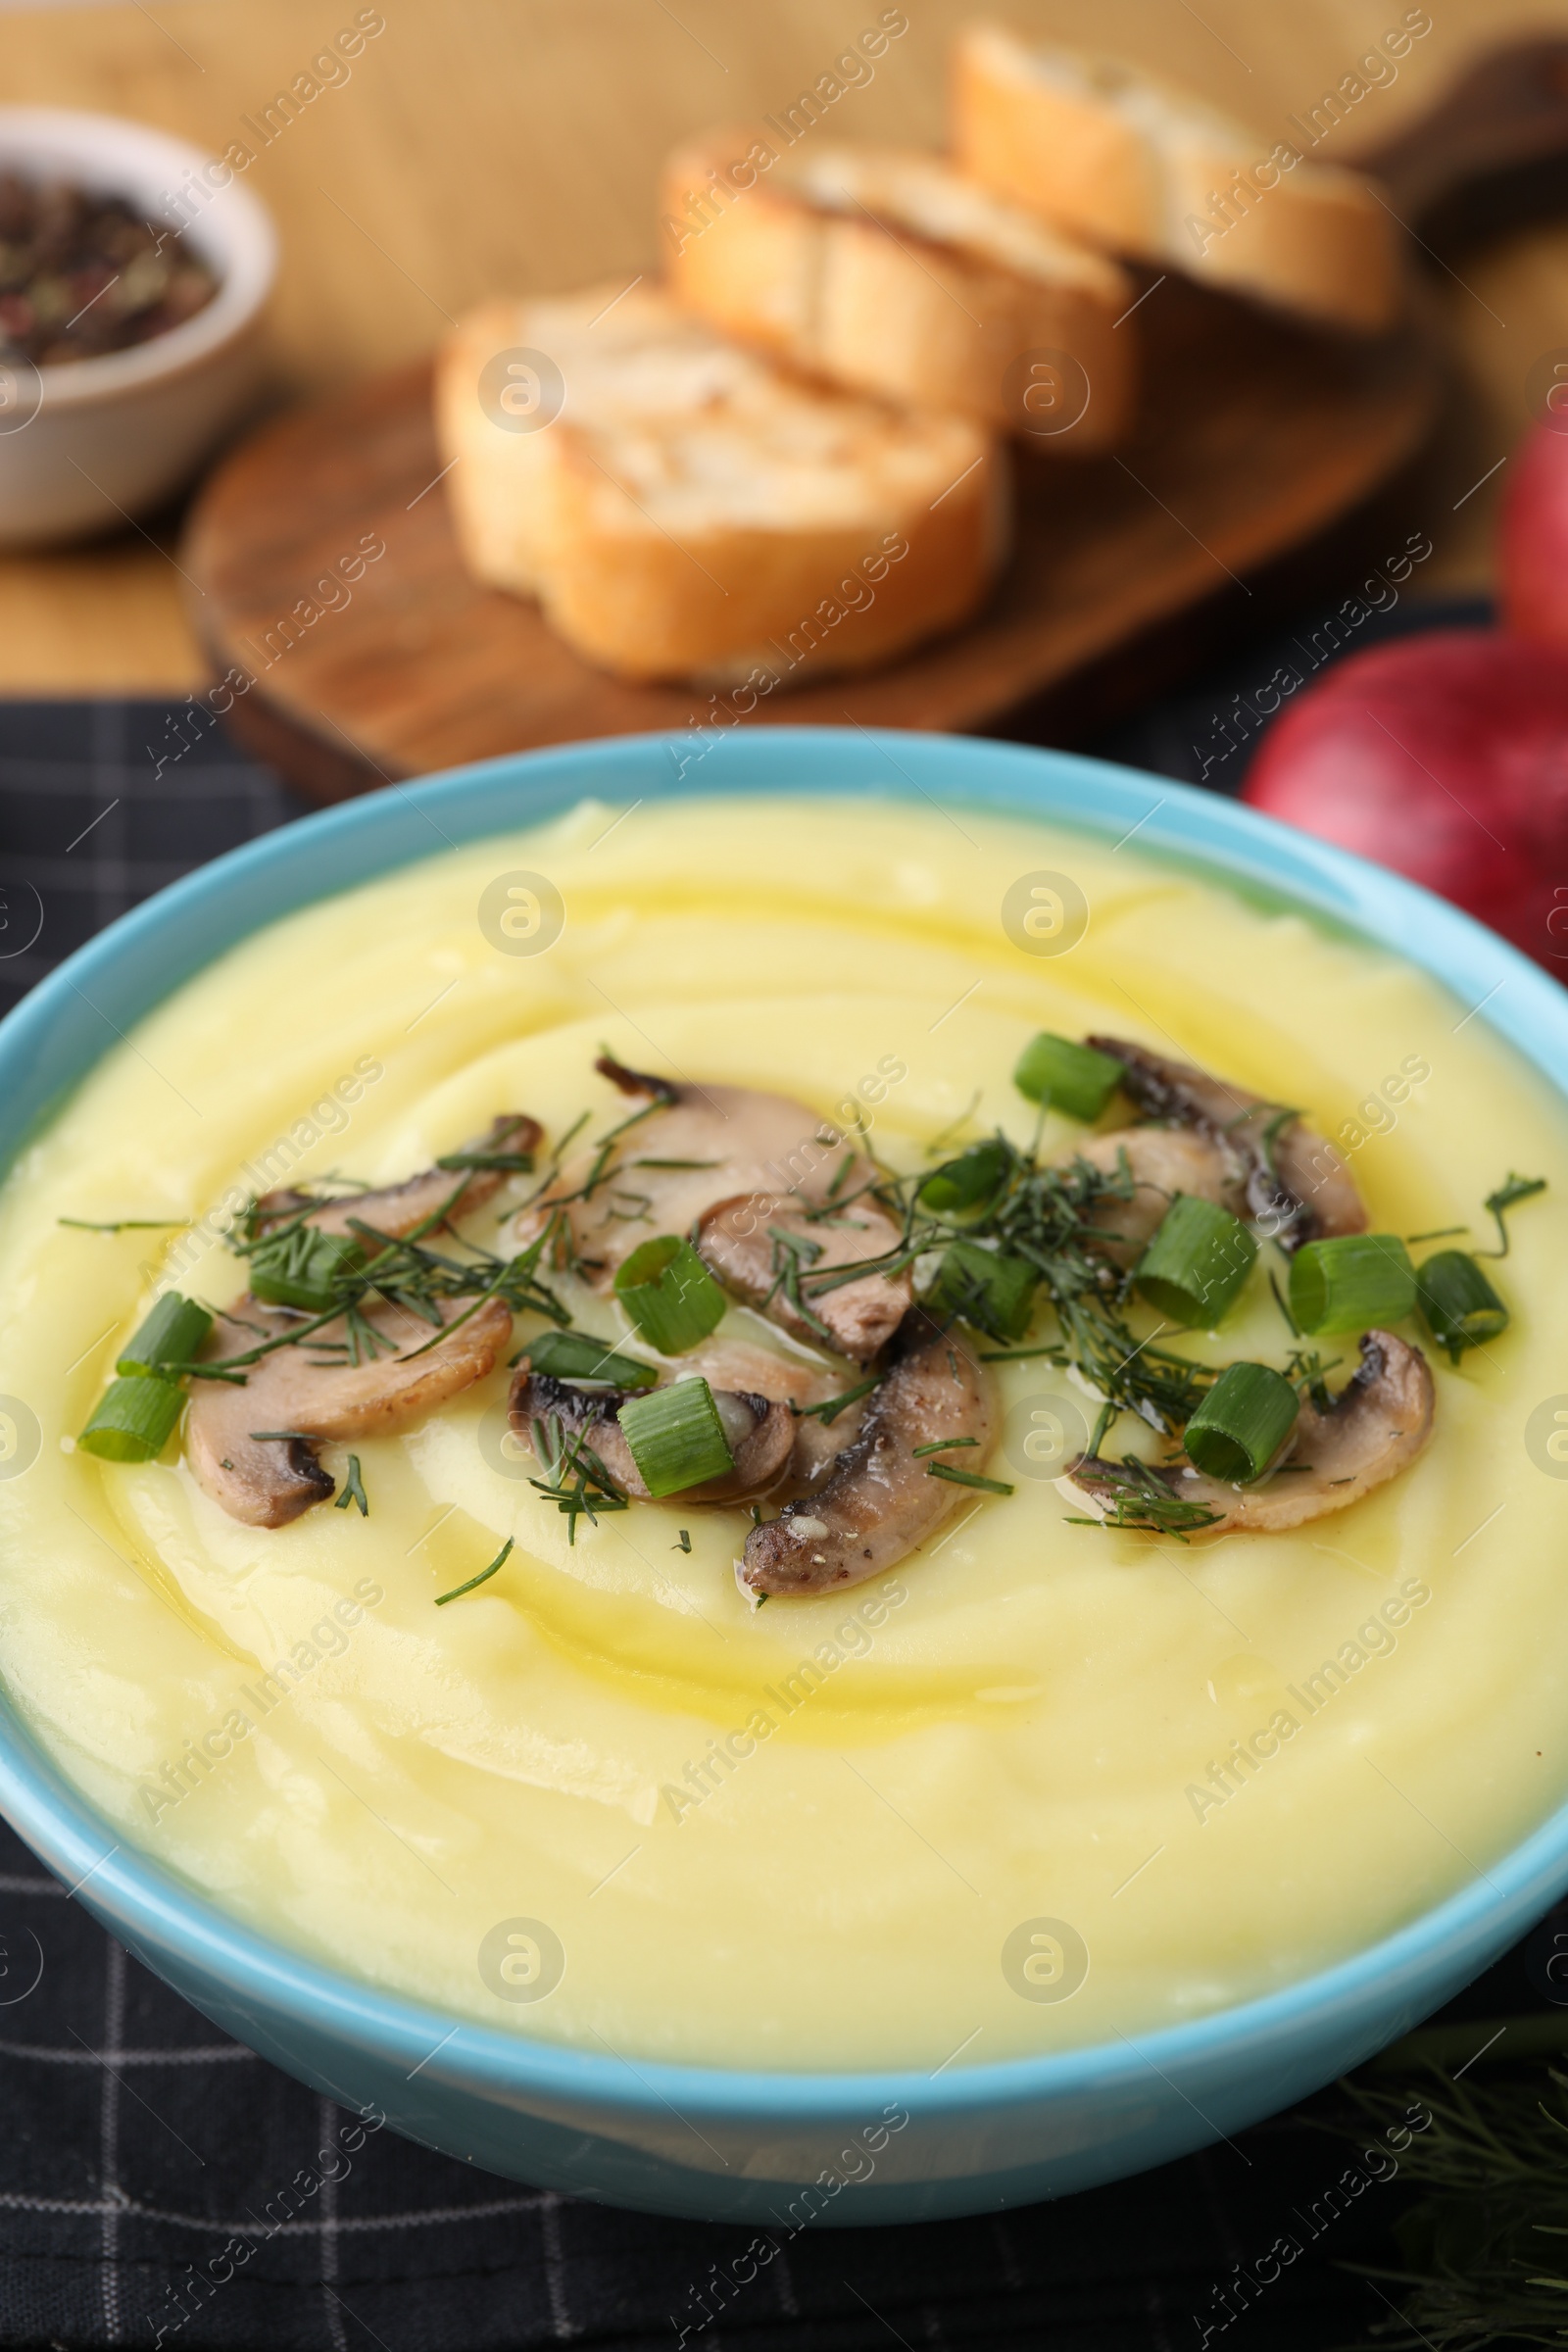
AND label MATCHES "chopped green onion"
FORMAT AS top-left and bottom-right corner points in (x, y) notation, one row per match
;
(925, 1239), (1038, 1343)
(1288, 1234), (1415, 1336)
(612, 1235), (725, 1353)
(334, 1453), (368, 1516)
(117, 1292), (213, 1378)
(1183, 1361), (1298, 1484)
(1136, 1196), (1256, 1328)
(523, 1331), (658, 1389)
(77, 1374), (184, 1462)
(435, 1537), (514, 1605)
(250, 1226), (365, 1313)
(1012, 1034), (1126, 1120)
(1417, 1250), (1508, 1363)
(617, 1377), (734, 1497)
(926, 1461), (1014, 1494)
(918, 1141), (1008, 1214)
